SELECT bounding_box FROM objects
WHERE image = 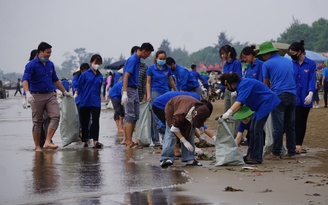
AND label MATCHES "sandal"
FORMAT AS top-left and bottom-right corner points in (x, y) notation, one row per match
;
(126, 142), (142, 149)
(93, 142), (103, 149)
(186, 160), (202, 166)
(296, 148), (307, 154)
